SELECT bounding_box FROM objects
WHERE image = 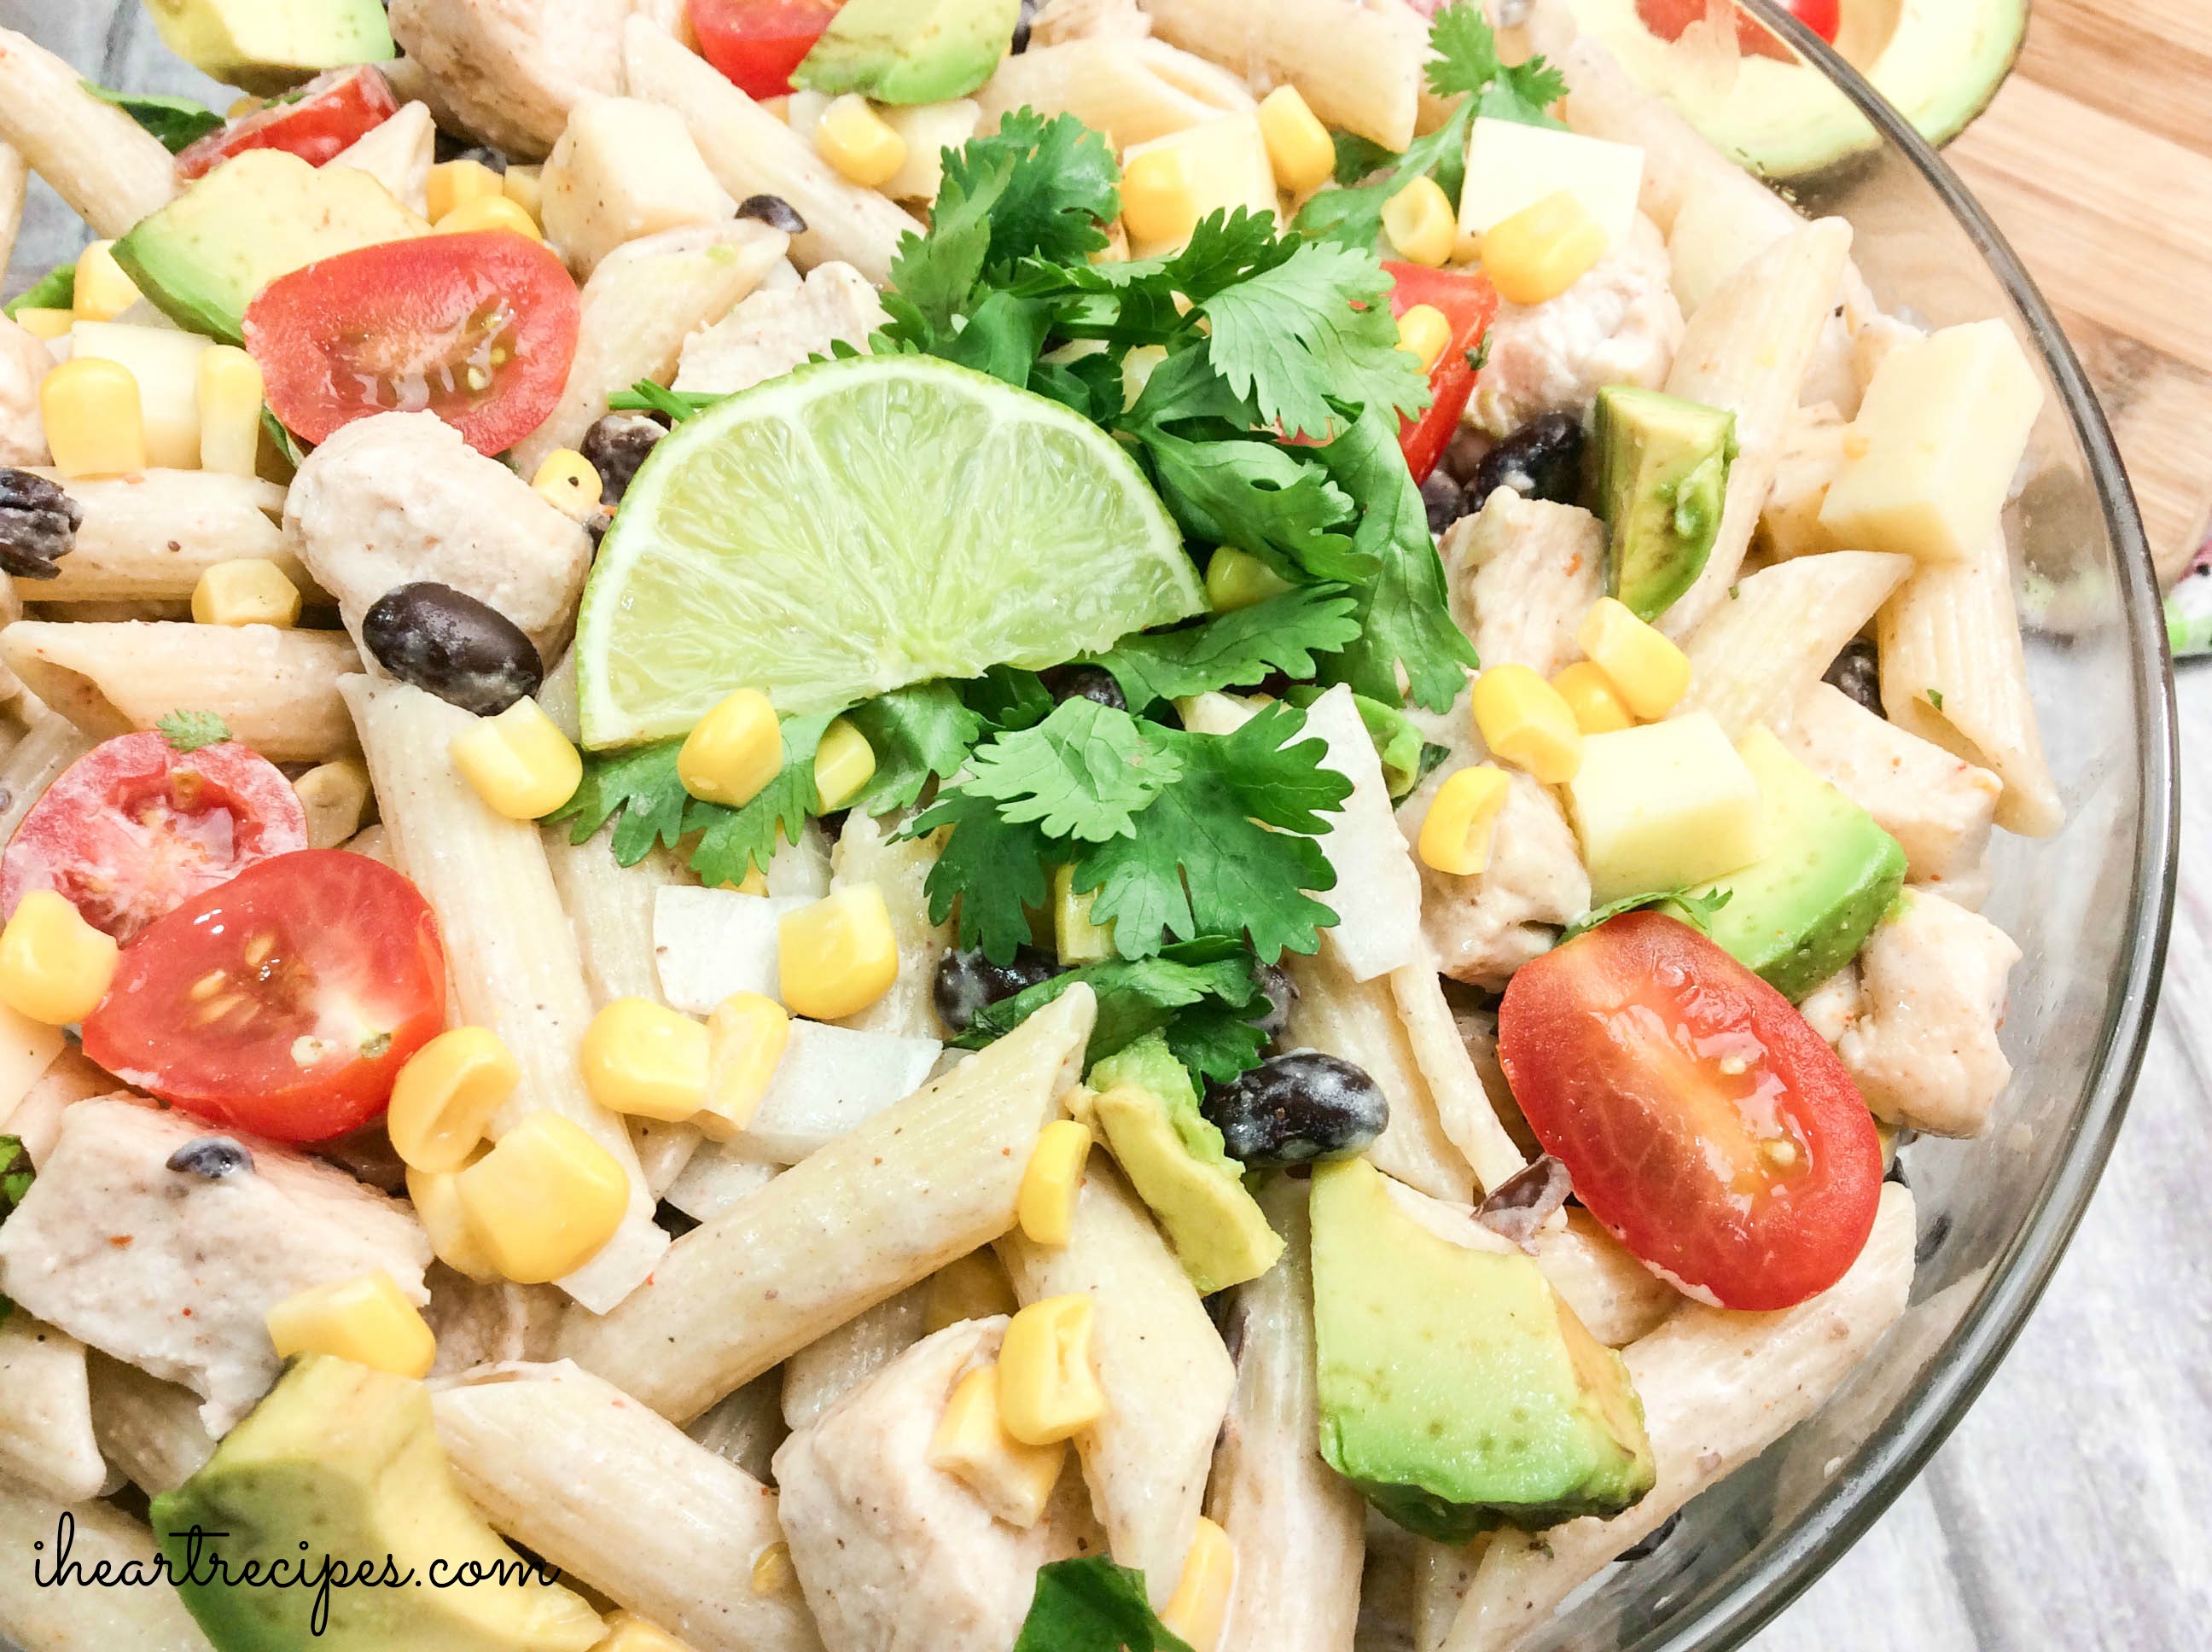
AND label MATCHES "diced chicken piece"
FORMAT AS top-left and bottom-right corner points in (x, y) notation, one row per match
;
(284, 410), (593, 664)
(1796, 964), (1862, 1048)
(0, 317), (53, 466)
(1836, 891), (2020, 1138)
(1397, 762), (1589, 989)
(773, 1317), (1081, 1652)
(1440, 489), (1605, 679)
(673, 263), (890, 397)
(388, 0), (630, 160)
(1030, 0), (1151, 44)
(1470, 212), (1683, 438)
(1783, 682), (2002, 901)
(0, 1314), (105, 1502)
(0, 1099), (430, 1435)
(1755, 402), (1846, 562)
(422, 1266), (569, 1376)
